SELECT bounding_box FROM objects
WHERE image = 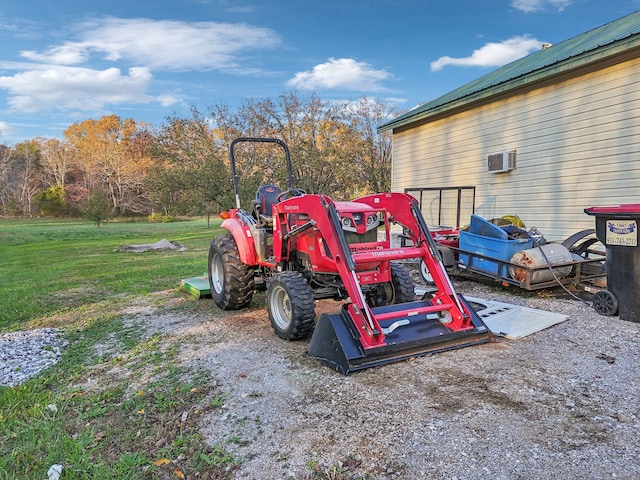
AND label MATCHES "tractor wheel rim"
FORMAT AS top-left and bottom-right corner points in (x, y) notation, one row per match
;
(271, 285), (292, 330)
(420, 260), (434, 283)
(211, 254), (224, 294)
